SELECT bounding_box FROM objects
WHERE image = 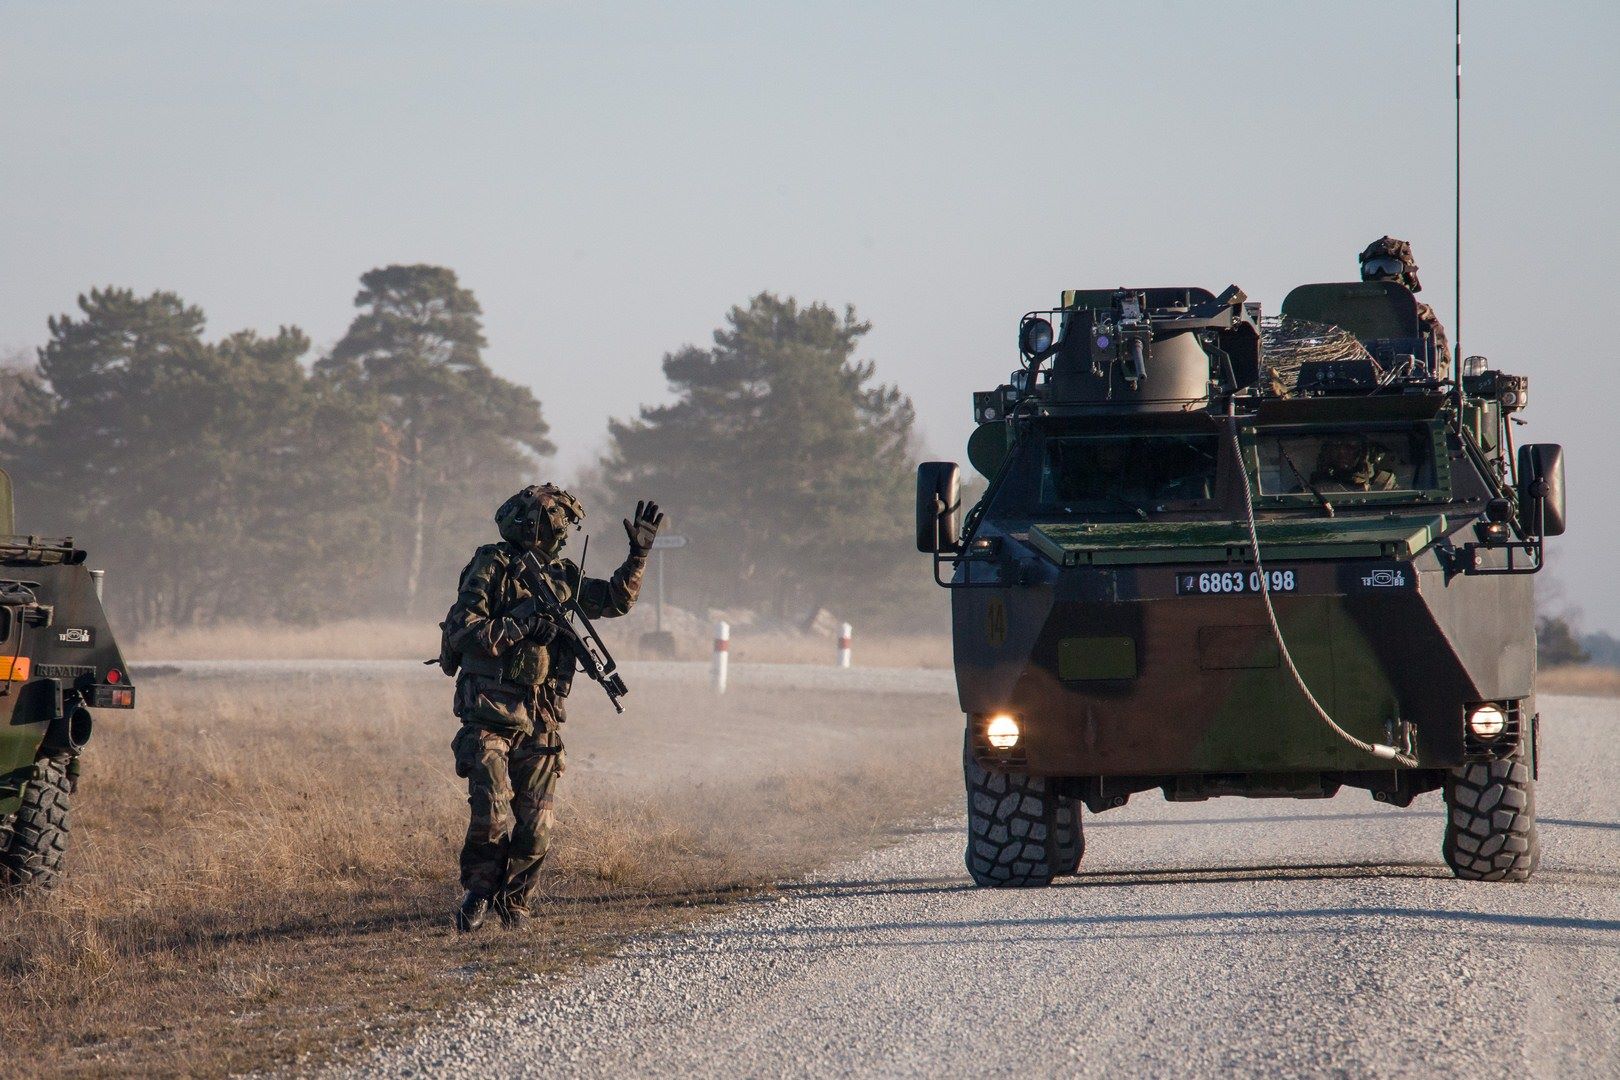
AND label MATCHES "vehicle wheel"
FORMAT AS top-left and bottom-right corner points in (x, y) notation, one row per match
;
(964, 735), (1082, 887)
(1442, 750), (1539, 882)
(1, 755), (75, 895)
